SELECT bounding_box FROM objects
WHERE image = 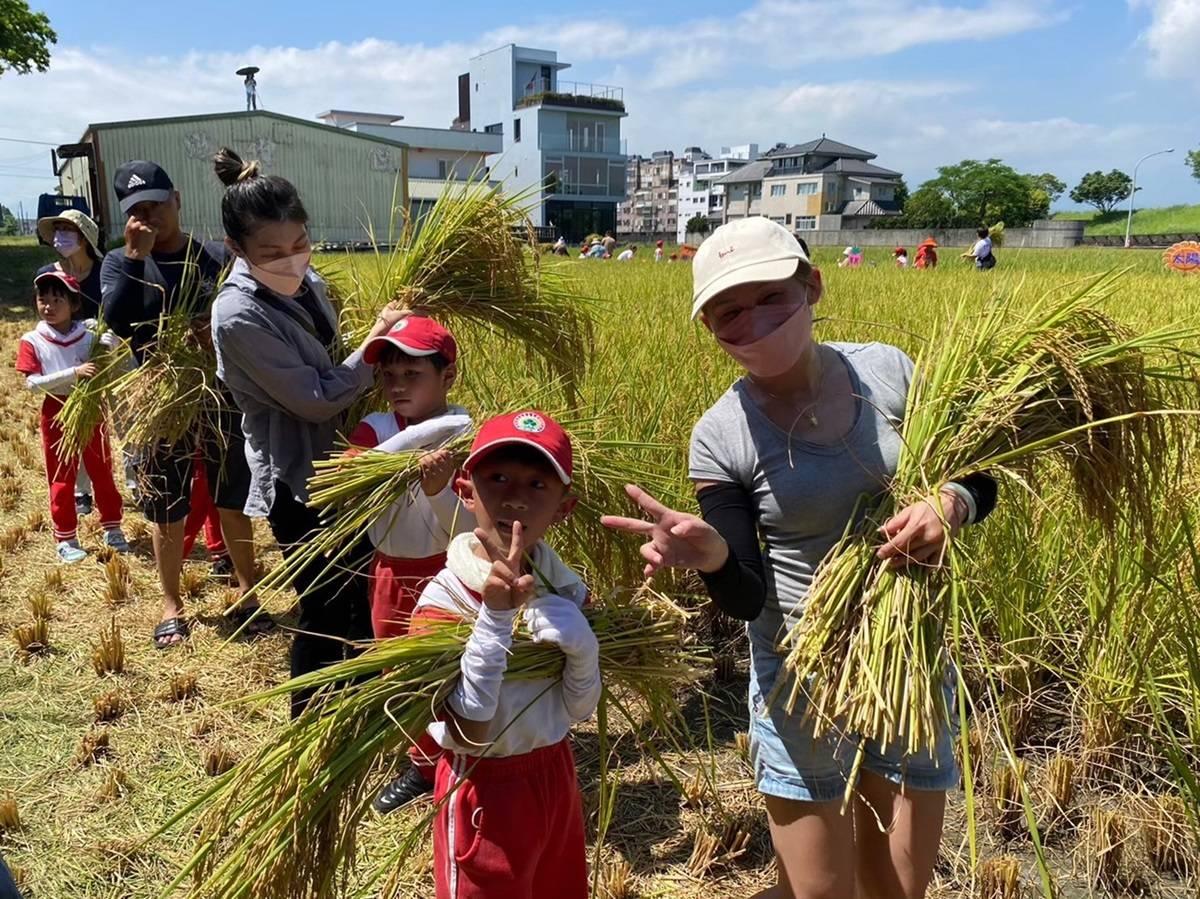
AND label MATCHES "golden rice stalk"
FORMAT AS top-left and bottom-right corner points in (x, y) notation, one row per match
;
(93, 690), (127, 724)
(777, 271), (1197, 785)
(596, 854), (635, 899)
(77, 728), (111, 767)
(25, 509), (46, 533)
(92, 619), (125, 676)
(0, 524), (28, 554)
(993, 759), (1028, 839)
(167, 672), (199, 703)
(204, 743), (236, 777)
(734, 731), (751, 765)
(1143, 795), (1195, 876)
(1088, 808), (1127, 892)
(1043, 754), (1076, 836)
(0, 796), (19, 832)
(54, 321), (132, 457)
(158, 588), (700, 899)
(977, 855), (1021, 899)
(42, 566), (62, 590)
(180, 566), (208, 600)
(0, 478), (20, 512)
(686, 816), (752, 879)
(682, 769), (708, 809)
(335, 175), (593, 403)
(12, 618), (49, 655)
(102, 554), (132, 606)
(98, 767), (132, 801)
(26, 590), (53, 622)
